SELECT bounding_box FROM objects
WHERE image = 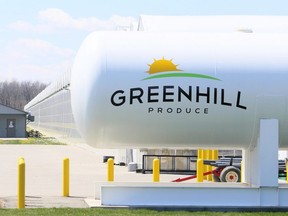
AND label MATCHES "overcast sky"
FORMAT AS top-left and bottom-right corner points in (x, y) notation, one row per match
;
(1, 0), (288, 83)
